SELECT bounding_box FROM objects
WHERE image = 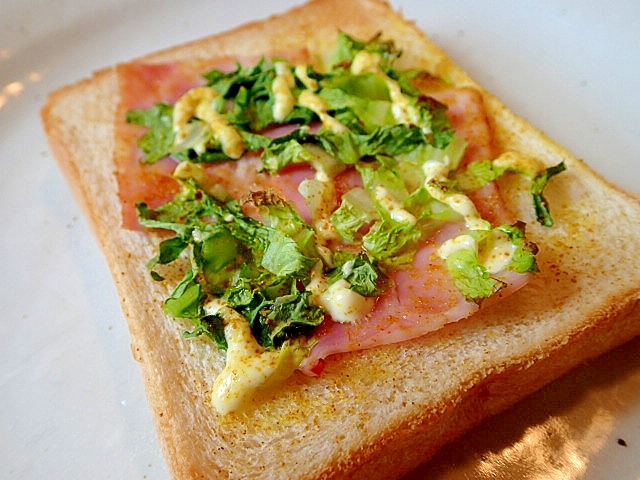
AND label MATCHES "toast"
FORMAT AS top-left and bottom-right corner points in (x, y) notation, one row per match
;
(41, 0), (640, 478)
